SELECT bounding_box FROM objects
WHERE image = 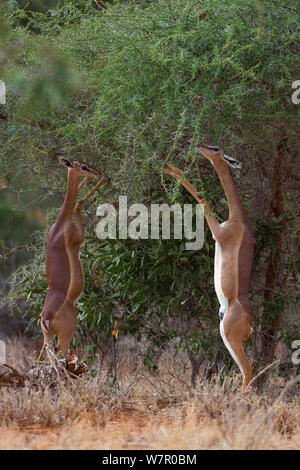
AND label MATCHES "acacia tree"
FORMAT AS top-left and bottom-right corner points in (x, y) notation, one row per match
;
(0, 0), (299, 383)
